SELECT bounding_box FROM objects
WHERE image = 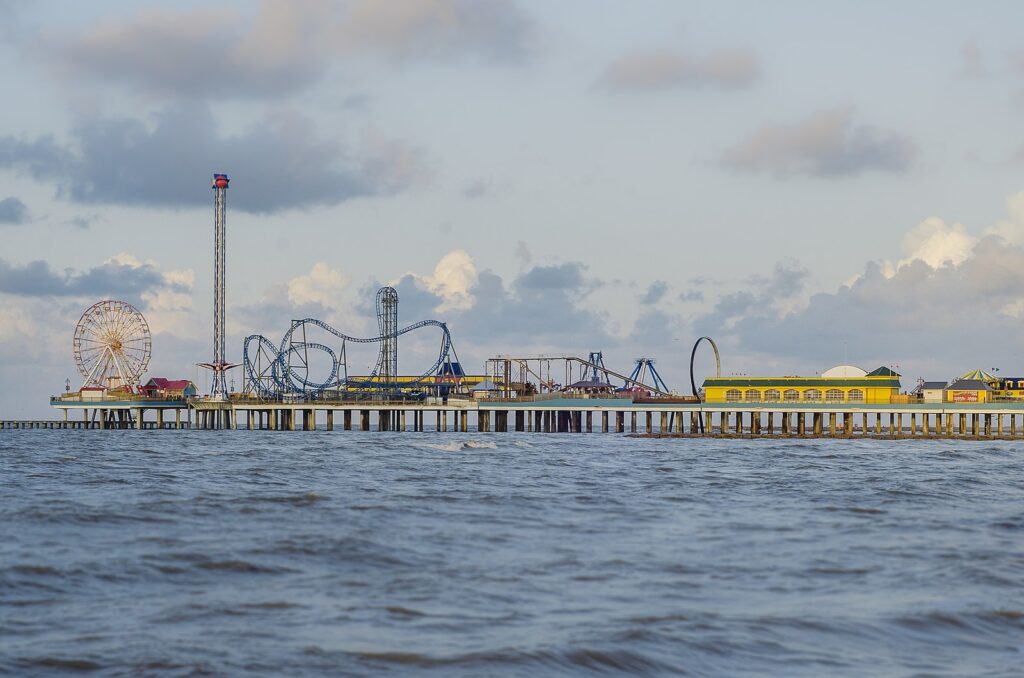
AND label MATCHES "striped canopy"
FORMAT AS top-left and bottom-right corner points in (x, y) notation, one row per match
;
(959, 369), (996, 382)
